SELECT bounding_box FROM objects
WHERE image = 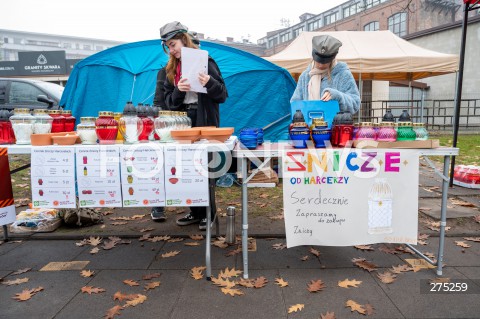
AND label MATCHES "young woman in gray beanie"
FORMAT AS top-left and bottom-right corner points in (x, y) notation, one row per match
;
(291, 35), (360, 114)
